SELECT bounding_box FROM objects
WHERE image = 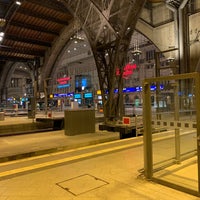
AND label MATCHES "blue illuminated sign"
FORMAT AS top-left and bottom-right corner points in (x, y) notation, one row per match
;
(84, 92), (93, 98)
(54, 93), (73, 98)
(109, 84), (164, 94)
(82, 78), (87, 87)
(57, 84), (70, 89)
(74, 93), (82, 99)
